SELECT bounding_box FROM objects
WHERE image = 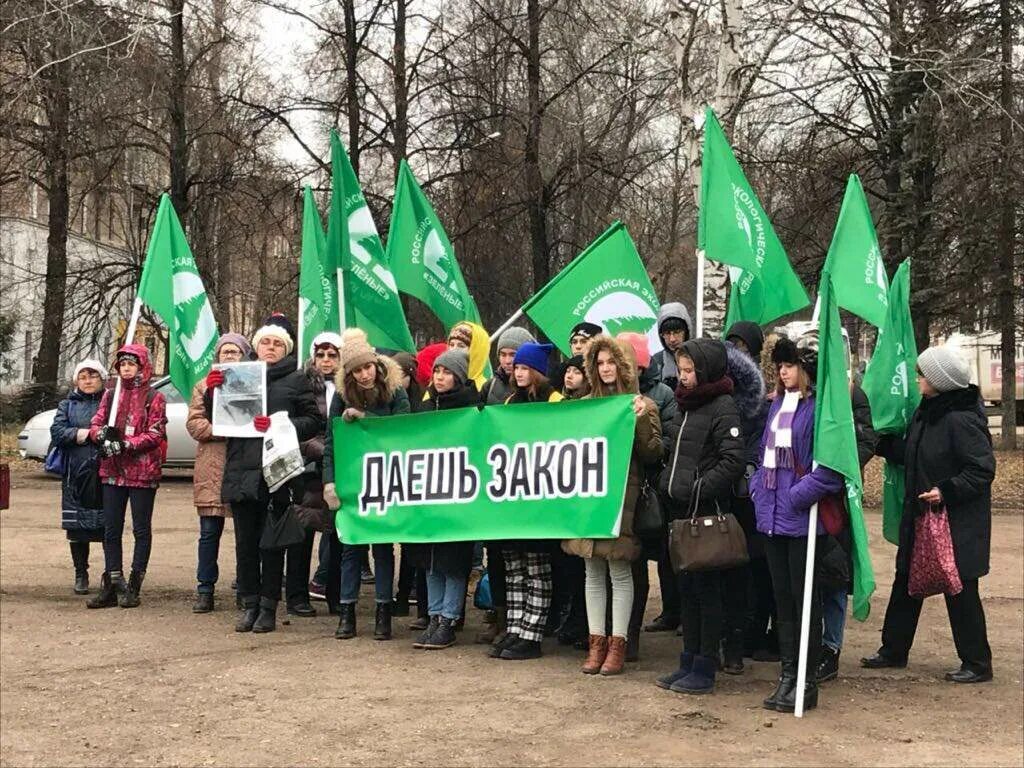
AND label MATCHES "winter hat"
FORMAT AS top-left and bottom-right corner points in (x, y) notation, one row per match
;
(725, 321), (765, 359)
(342, 327), (368, 345)
(918, 344), (971, 392)
(448, 322), (474, 348)
(114, 349), (141, 367)
(416, 343), (448, 388)
(771, 336), (800, 366)
(796, 330), (819, 383)
(73, 358), (108, 381)
(569, 322), (603, 343)
(496, 326), (535, 353)
(434, 348), (470, 386)
(342, 340), (377, 376)
(216, 332), (252, 359)
(513, 342), (554, 377)
(264, 312), (296, 342)
(252, 323), (295, 356)
(616, 332), (651, 369)
(564, 354), (585, 375)
(310, 331), (344, 358)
